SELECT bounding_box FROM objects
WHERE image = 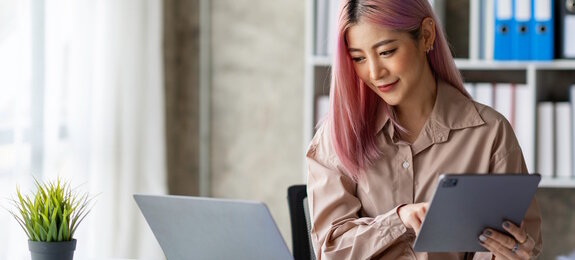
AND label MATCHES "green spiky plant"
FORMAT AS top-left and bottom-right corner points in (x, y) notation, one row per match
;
(8, 178), (93, 242)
